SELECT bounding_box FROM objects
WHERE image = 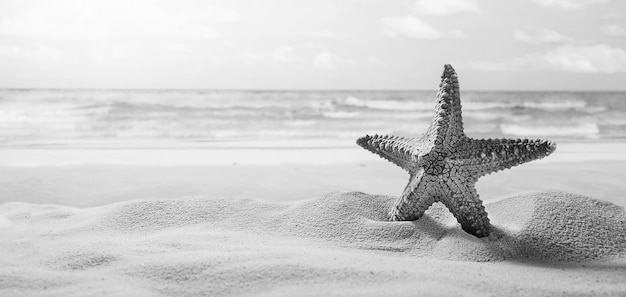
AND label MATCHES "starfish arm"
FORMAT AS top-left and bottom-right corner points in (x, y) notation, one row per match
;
(440, 179), (491, 237)
(424, 64), (466, 149)
(451, 138), (557, 177)
(356, 134), (422, 172)
(389, 168), (437, 221)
